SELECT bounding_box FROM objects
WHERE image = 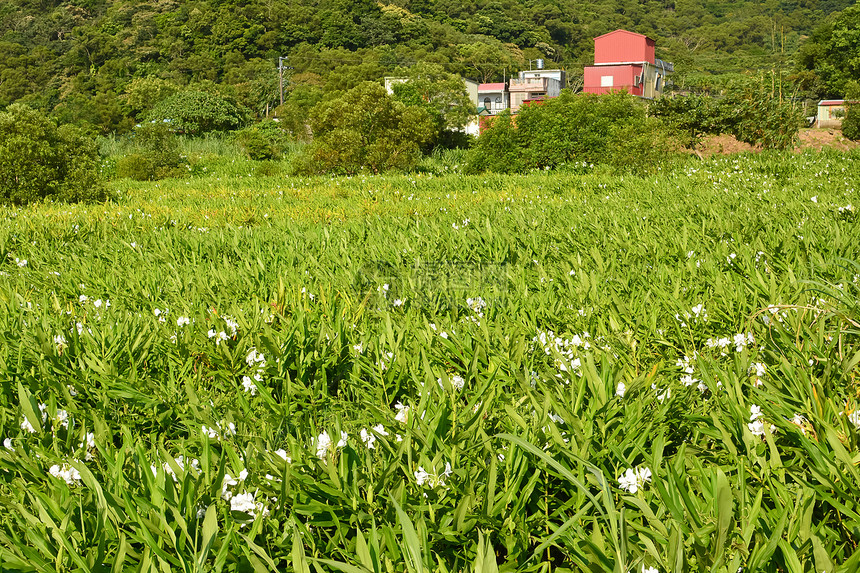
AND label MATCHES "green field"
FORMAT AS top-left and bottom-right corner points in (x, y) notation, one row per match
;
(1, 150), (859, 572)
